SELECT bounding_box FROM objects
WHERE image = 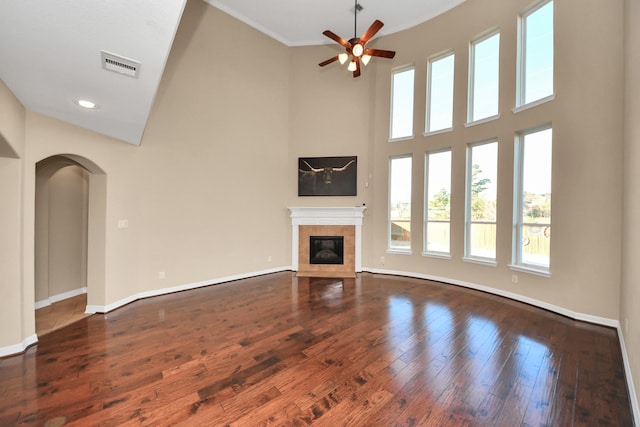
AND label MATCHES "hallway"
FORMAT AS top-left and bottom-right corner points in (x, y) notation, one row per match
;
(35, 294), (90, 336)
